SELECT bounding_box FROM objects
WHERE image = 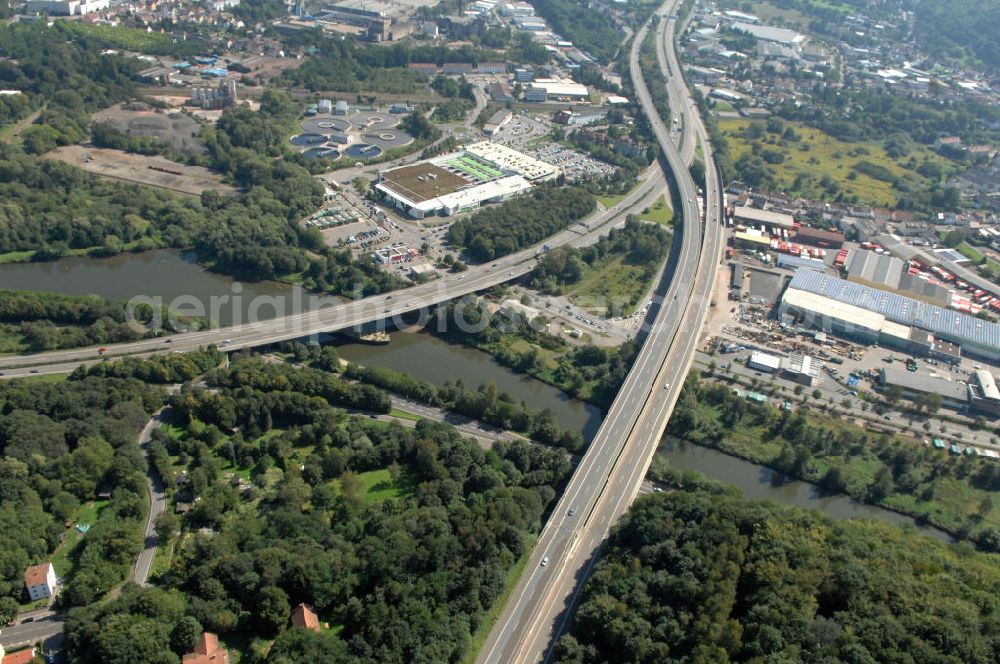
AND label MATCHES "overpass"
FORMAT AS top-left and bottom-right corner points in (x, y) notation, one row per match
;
(0, 164), (670, 378)
(477, 0), (725, 661)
